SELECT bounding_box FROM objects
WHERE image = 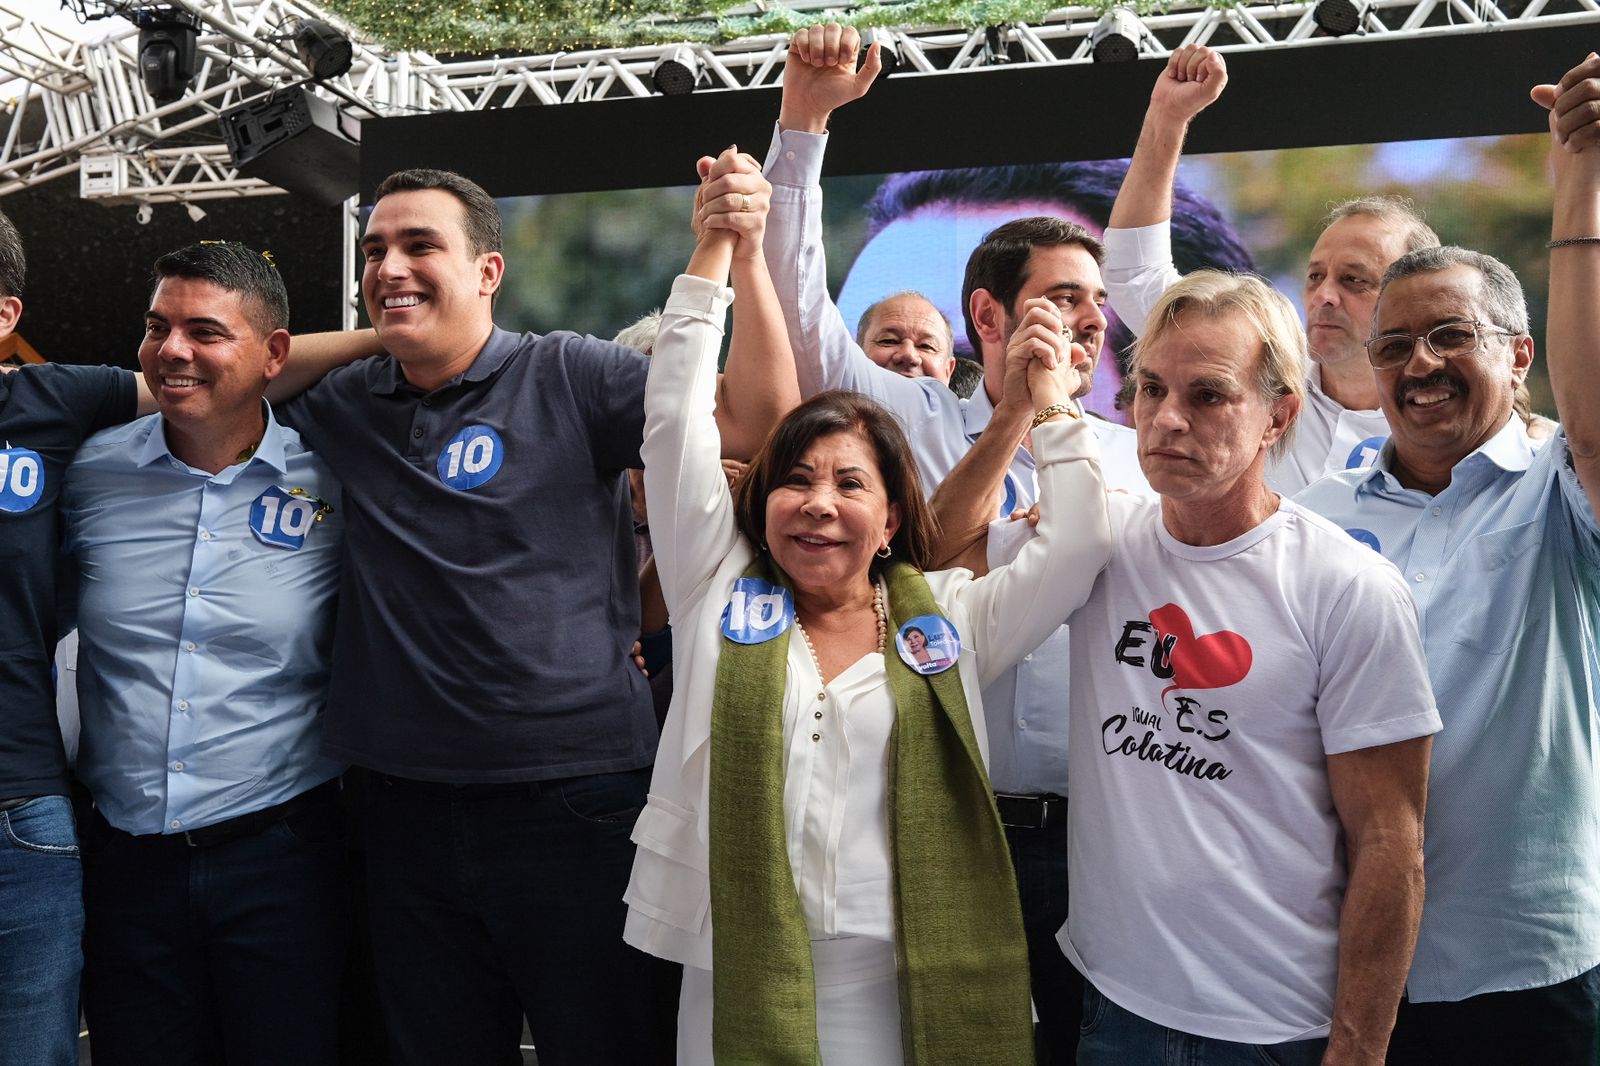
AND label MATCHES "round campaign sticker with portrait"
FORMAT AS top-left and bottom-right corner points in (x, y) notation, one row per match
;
(895, 614), (961, 675)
